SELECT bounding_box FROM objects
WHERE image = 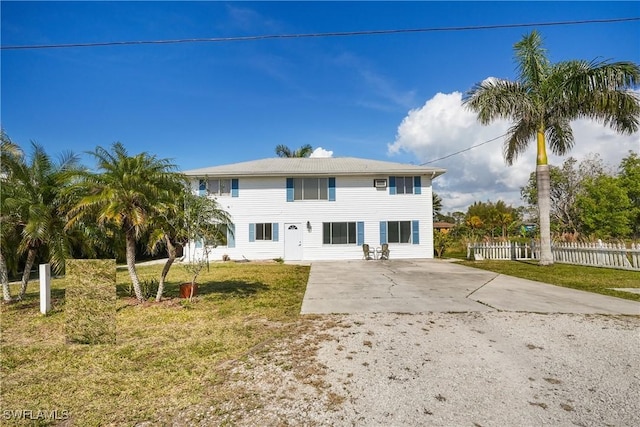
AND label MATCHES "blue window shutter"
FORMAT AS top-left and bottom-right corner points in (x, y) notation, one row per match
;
(231, 179), (239, 197)
(379, 221), (387, 244)
(412, 220), (420, 244)
(389, 176), (396, 195)
(227, 224), (236, 248)
(198, 179), (207, 196)
(273, 223), (279, 242)
(195, 238), (203, 249)
(328, 177), (336, 201)
(286, 178), (294, 202)
(414, 176), (422, 194)
(249, 223), (255, 242)
(357, 222), (365, 246)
